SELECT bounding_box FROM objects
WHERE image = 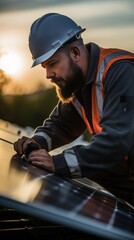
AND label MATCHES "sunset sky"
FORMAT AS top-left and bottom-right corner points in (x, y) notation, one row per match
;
(0, 0), (134, 94)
